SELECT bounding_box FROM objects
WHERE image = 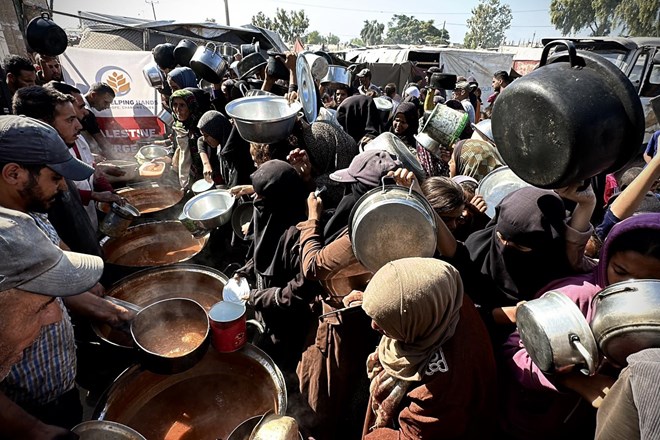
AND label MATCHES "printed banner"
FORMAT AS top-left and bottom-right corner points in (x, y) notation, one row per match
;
(61, 47), (164, 160)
